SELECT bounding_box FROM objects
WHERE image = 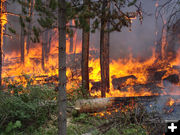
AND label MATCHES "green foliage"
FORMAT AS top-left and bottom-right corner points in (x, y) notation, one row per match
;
(121, 124), (147, 135)
(12, 0), (141, 44)
(8, 83), (24, 96)
(22, 7), (28, 15)
(25, 16), (31, 23)
(128, 0), (137, 7)
(35, 0), (44, 11)
(105, 128), (120, 135)
(37, 17), (54, 28)
(32, 26), (41, 42)
(4, 121), (22, 134)
(72, 113), (90, 123)
(19, 16), (25, 28)
(0, 85), (57, 134)
(8, 27), (16, 34)
(67, 86), (85, 103)
(3, 73), (34, 89)
(49, 0), (57, 11)
(68, 115), (102, 135)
